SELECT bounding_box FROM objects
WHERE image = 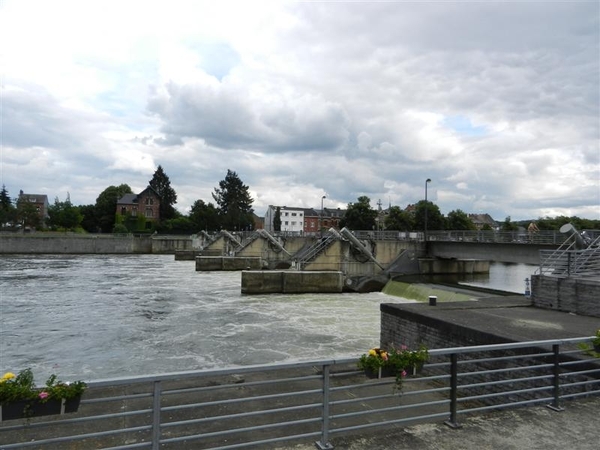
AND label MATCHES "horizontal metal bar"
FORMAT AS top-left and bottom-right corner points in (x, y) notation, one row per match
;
(161, 387), (322, 413)
(160, 416), (322, 444)
(163, 373), (323, 397)
(162, 402), (320, 429)
(457, 396), (554, 415)
(0, 408), (153, 432)
(1, 424), (153, 449)
(459, 374), (553, 390)
(85, 336), (595, 389)
(331, 399), (450, 421)
(202, 430), (323, 450)
(458, 385), (551, 403)
(329, 411), (450, 435)
(457, 362), (554, 379)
